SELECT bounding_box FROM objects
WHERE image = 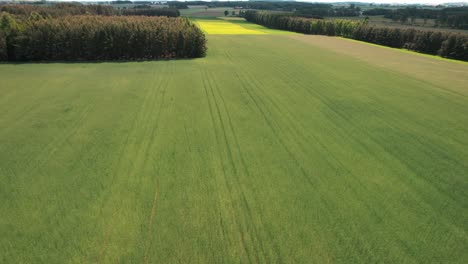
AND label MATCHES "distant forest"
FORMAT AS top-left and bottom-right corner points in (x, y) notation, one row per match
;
(173, 1), (361, 18)
(0, 3), (180, 17)
(364, 7), (468, 29)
